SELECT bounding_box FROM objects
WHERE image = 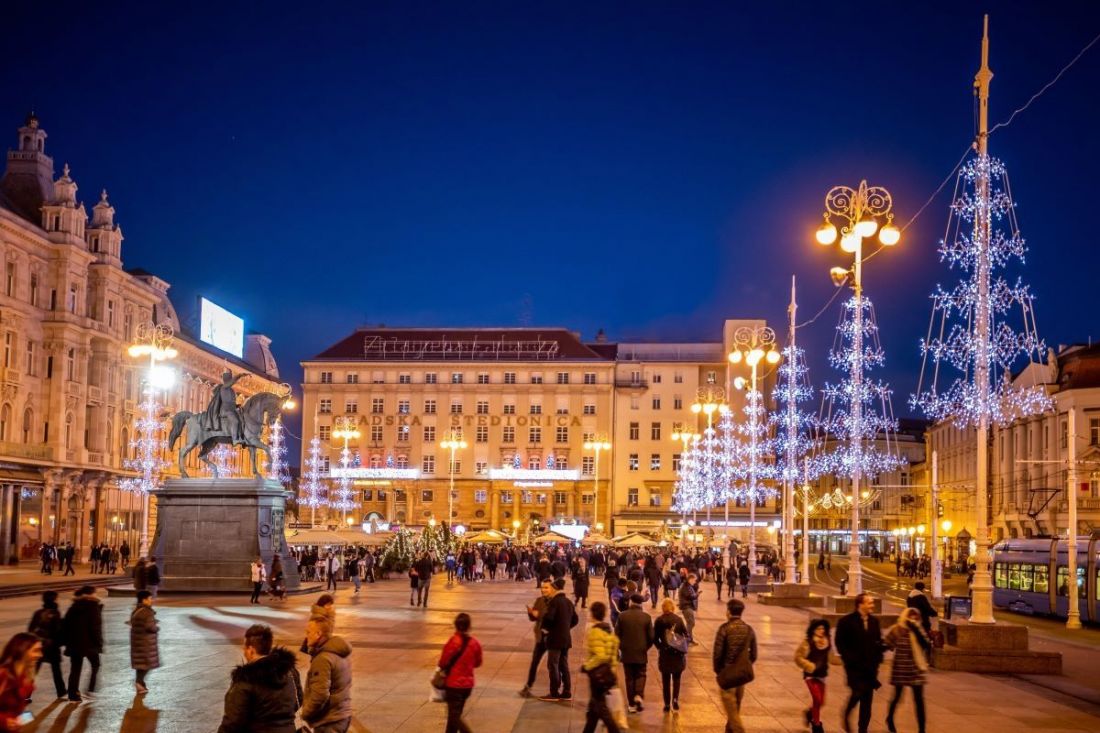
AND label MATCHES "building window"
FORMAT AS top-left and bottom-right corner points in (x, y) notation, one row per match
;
(554, 491), (567, 505)
(422, 455), (435, 474)
(423, 426), (436, 442)
(396, 425), (410, 442)
(706, 371), (716, 384)
(529, 427), (542, 444)
(422, 372), (437, 384)
(555, 456), (568, 470)
(503, 404), (516, 414)
(672, 453), (682, 471)
(422, 490), (434, 503)
(651, 422), (661, 440)
(371, 398), (384, 414)
(448, 459), (461, 474)
(66, 348), (75, 381)
(345, 400), (358, 414)
(475, 461), (487, 475)
(346, 373), (359, 384)
(1061, 420), (1068, 449)
(530, 373), (544, 384)
(320, 456), (330, 472)
(673, 395), (683, 410)
(649, 490), (662, 507)
(396, 455), (409, 469)
(320, 371), (333, 384)
(2, 333), (12, 368)
(474, 490), (487, 504)
(521, 490), (534, 504)
(582, 456), (594, 475)
(476, 426), (488, 443)
(477, 400), (489, 414)
(556, 406), (569, 415)
(630, 396), (639, 410)
(29, 274), (38, 306)
(674, 371), (683, 383)
(581, 493), (594, 505)
(503, 426), (515, 443)
(398, 400), (410, 414)
(652, 373), (662, 384)
(556, 426), (569, 443)
(583, 404), (596, 415)
(399, 373), (411, 384)
(529, 403), (542, 415)
(628, 488), (639, 506)
(1091, 418), (1100, 446)
(536, 493), (548, 505)
(68, 285), (78, 314)
(557, 372), (570, 385)
(650, 453), (661, 470)
(424, 399), (436, 414)
(319, 399), (332, 414)
(628, 453), (639, 471)
(584, 372), (596, 385)
(450, 401), (463, 415)
(24, 341), (35, 376)
(106, 300), (115, 328)
(476, 372), (489, 384)
(370, 425), (383, 442)
(652, 396), (661, 410)
(504, 372), (516, 384)
(361, 489), (373, 502)
(629, 422), (639, 440)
